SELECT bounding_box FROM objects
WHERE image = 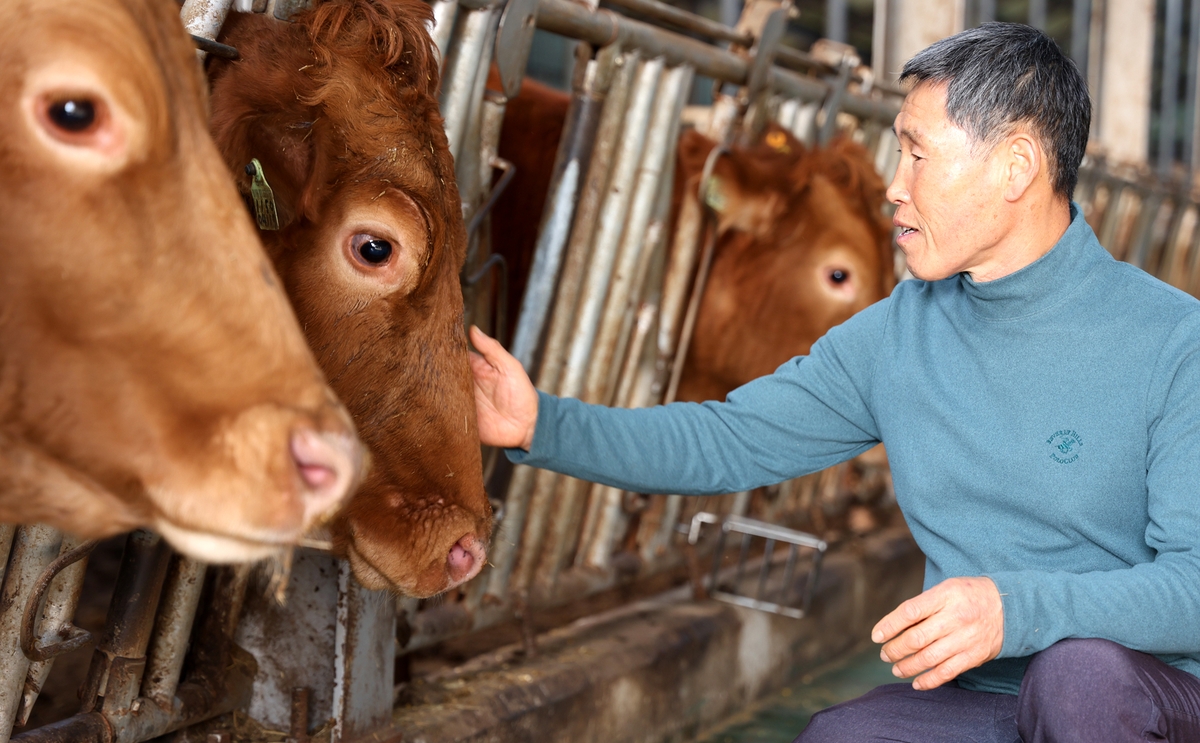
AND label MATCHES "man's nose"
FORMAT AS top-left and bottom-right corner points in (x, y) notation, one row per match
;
(885, 167), (908, 205)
